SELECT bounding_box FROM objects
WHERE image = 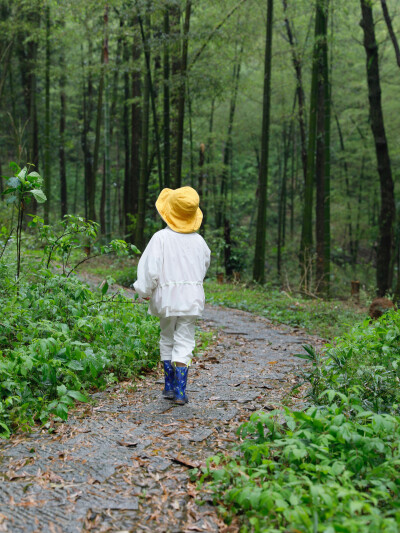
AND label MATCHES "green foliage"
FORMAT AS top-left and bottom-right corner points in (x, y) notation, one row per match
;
(297, 310), (400, 412)
(203, 401), (400, 532)
(0, 204), (158, 437)
(205, 280), (365, 338)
